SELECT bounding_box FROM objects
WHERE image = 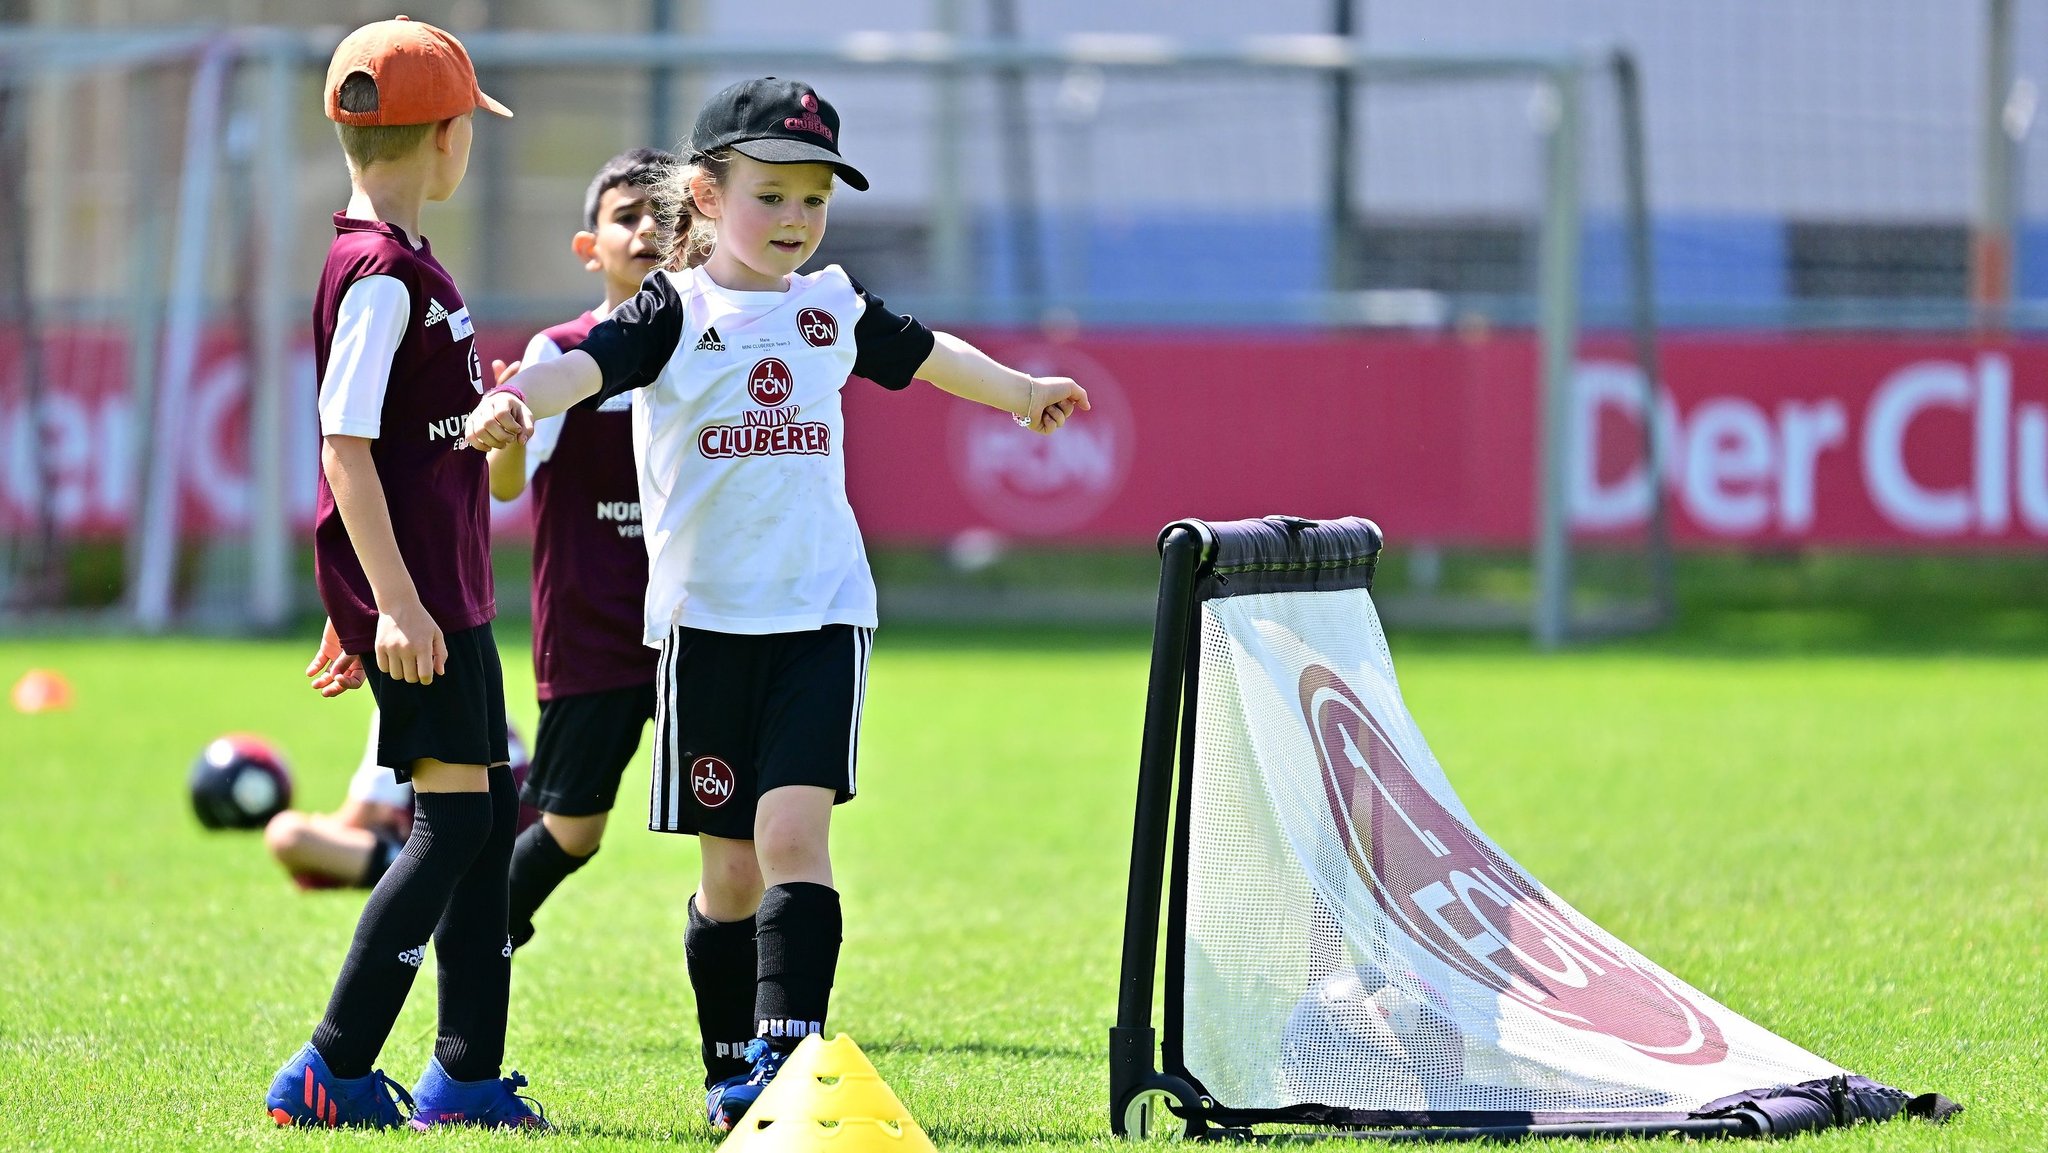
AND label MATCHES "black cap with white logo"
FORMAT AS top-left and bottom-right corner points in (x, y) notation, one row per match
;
(690, 77), (870, 191)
